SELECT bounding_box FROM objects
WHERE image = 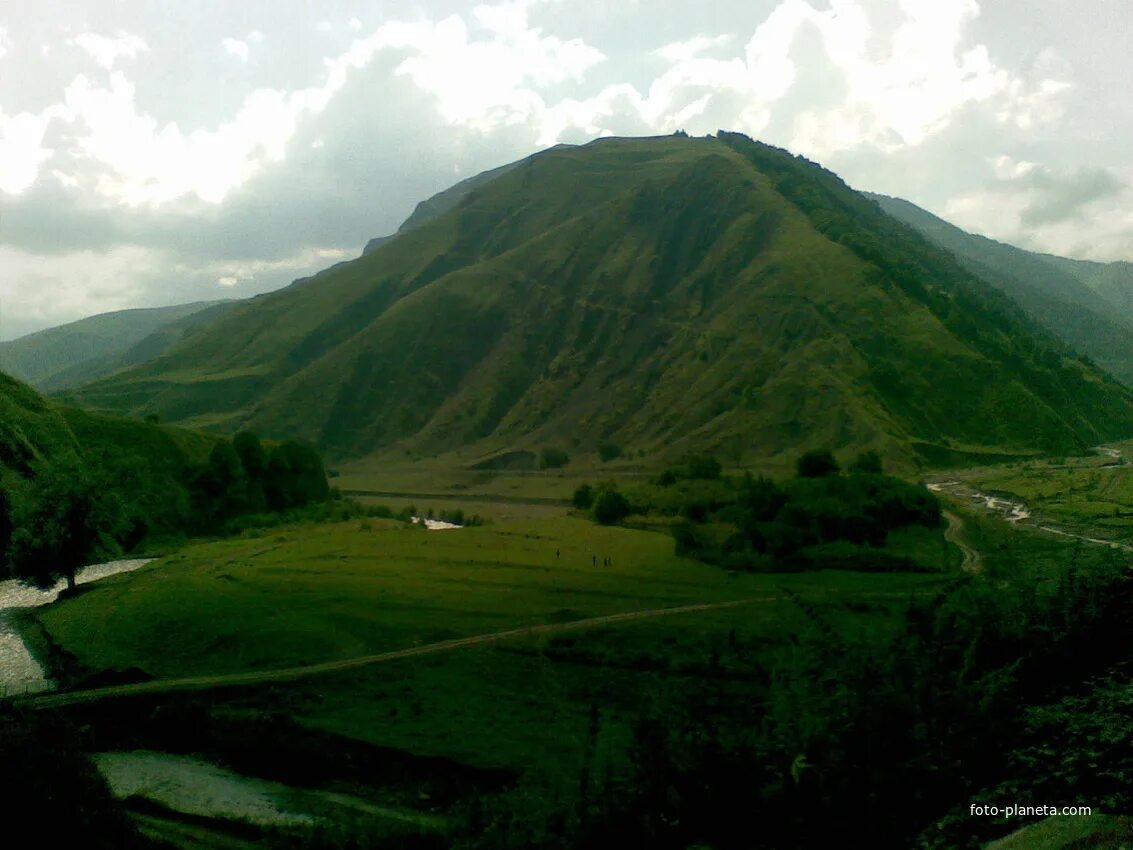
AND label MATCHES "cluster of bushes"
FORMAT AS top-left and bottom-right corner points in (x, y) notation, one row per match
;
(675, 450), (940, 571)
(571, 450), (940, 571)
